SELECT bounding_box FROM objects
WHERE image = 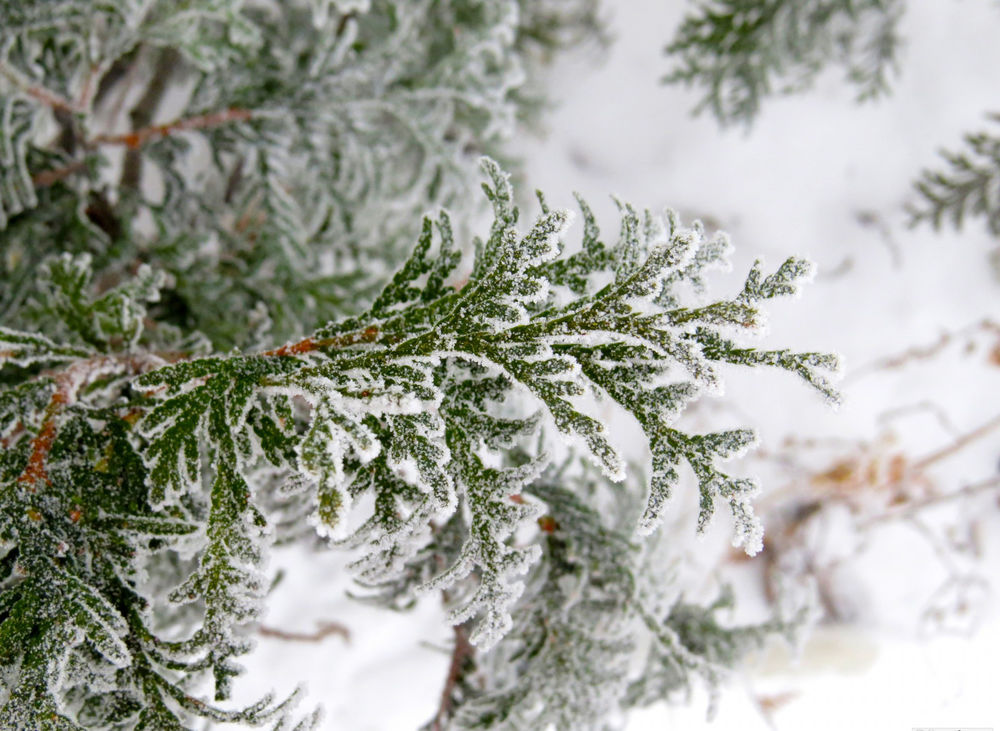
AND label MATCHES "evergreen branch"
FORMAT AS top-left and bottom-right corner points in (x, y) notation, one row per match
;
(134, 159), (835, 655)
(0, 94), (40, 228)
(0, 327), (92, 367)
(909, 114), (1000, 236)
(0, 4), (839, 721)
(665, 0), (903, 126)
(626, 587), (797, 718)
(446, 467), (801, 729)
